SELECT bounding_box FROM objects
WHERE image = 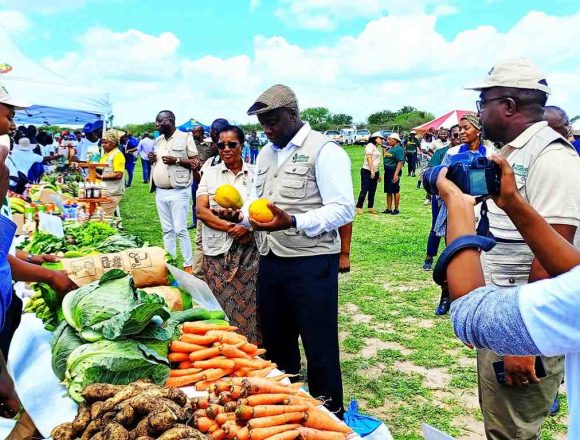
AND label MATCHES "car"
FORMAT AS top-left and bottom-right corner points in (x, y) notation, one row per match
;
(380, 129), (393, 139)
(340, 129), (356, 145)
(324, 130), (343, 144)
(256, 131), (268, 146)
(354, 129), (371, 145)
